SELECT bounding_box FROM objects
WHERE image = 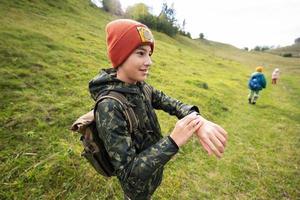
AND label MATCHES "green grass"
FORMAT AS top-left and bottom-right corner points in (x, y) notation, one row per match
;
(1, 0), (299, 199)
